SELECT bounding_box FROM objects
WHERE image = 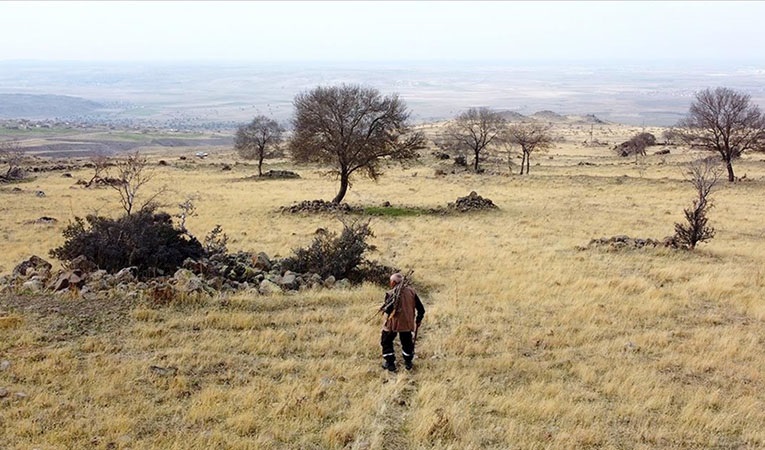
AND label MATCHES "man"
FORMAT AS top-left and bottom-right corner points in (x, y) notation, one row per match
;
(379, 273), (425, 372)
